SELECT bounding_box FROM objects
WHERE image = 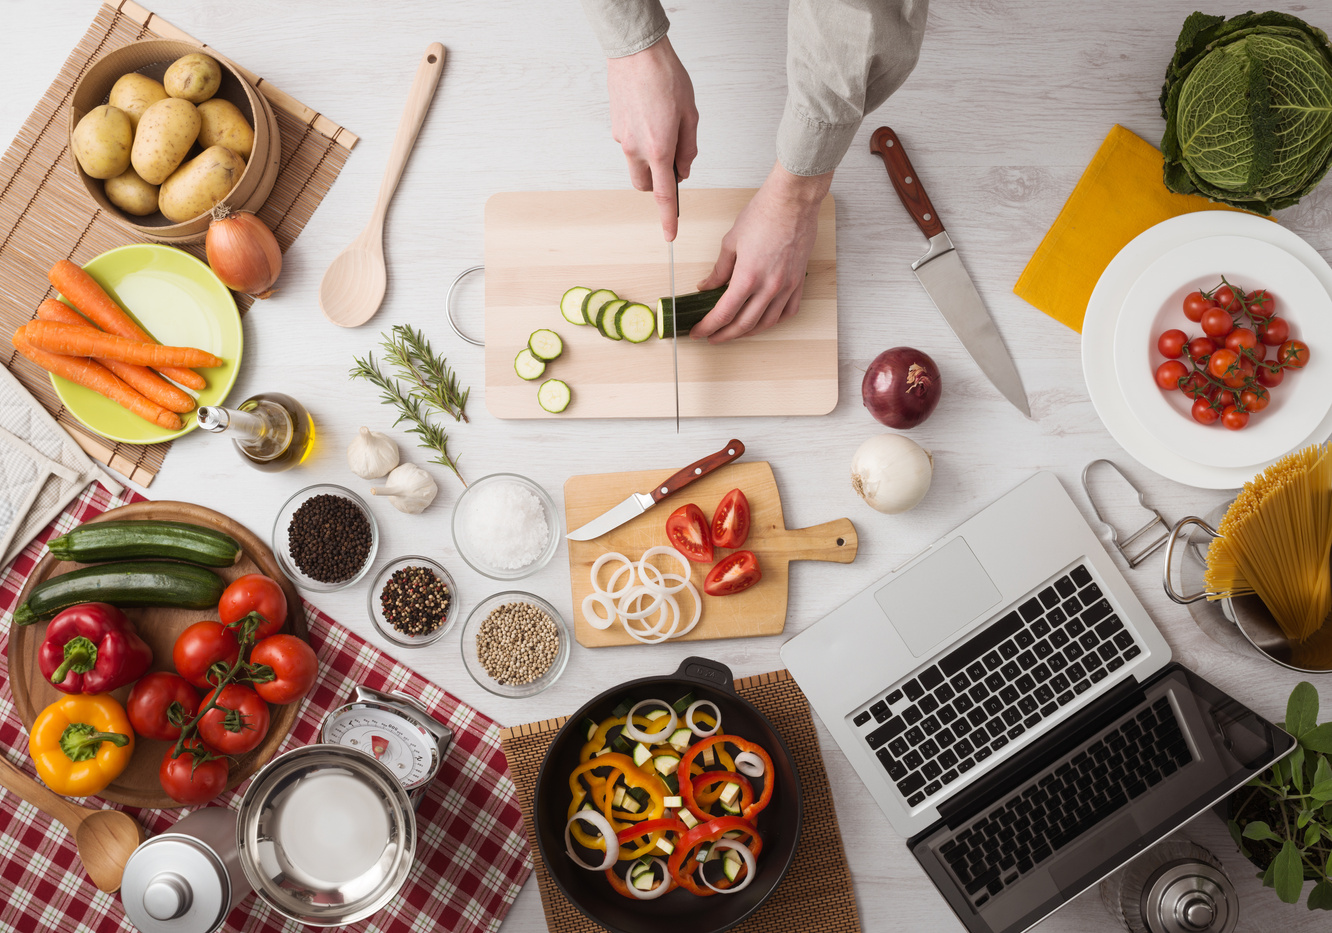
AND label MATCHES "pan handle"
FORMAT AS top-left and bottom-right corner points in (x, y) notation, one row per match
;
(1163, 516), (1219, 605)
(675, 656), (735, 694)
